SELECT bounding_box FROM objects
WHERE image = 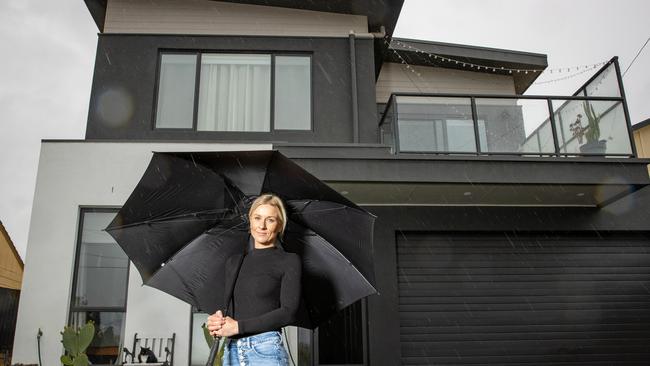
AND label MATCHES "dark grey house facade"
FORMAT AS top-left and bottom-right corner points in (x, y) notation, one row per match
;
(13, 0), (650, 365)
